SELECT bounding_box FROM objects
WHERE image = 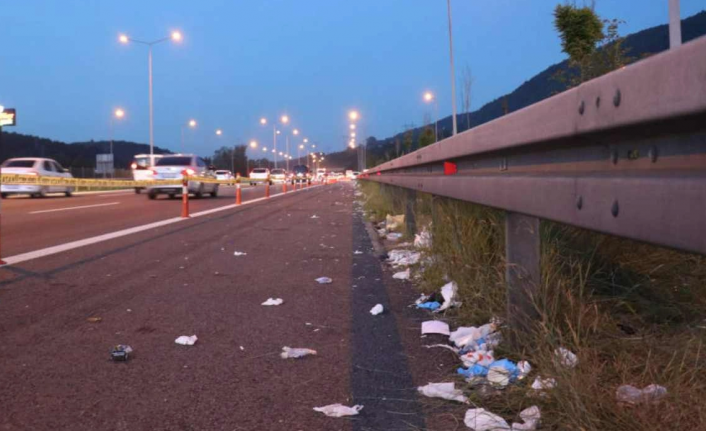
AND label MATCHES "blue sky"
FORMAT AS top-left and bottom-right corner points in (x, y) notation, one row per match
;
(0, 1), (703, 159)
